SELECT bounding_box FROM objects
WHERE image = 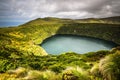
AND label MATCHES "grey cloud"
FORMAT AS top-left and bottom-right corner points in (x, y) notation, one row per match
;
(0, 0), (120, 22)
